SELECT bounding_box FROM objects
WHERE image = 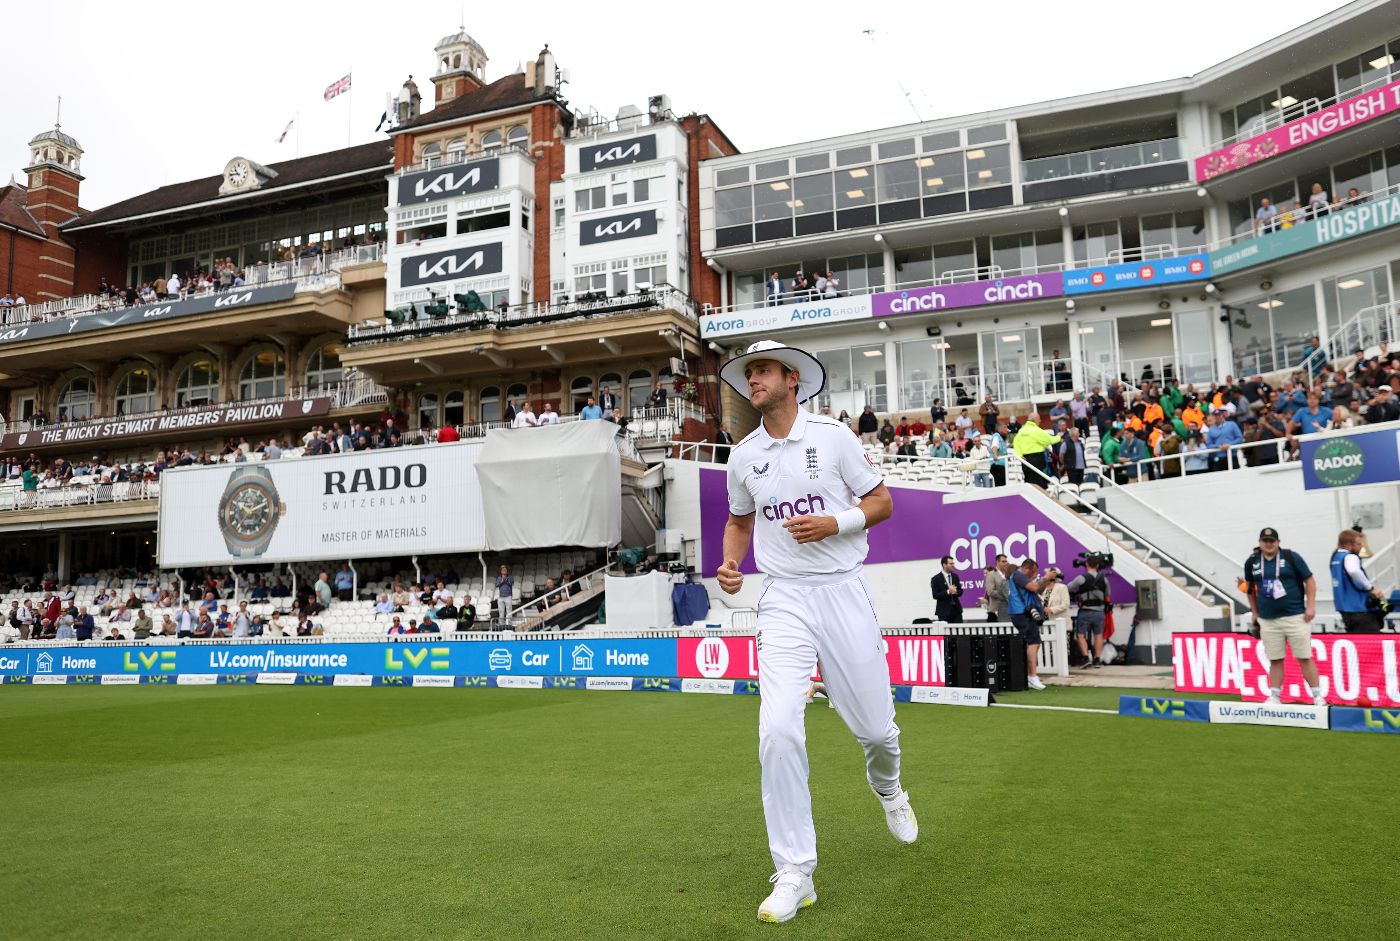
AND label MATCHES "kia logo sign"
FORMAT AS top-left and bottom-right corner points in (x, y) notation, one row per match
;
(396, 159), (500, 205)
(399, 243), (504, 287)
(579, 134), (657, 171)
(579, 209), (659, 246)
